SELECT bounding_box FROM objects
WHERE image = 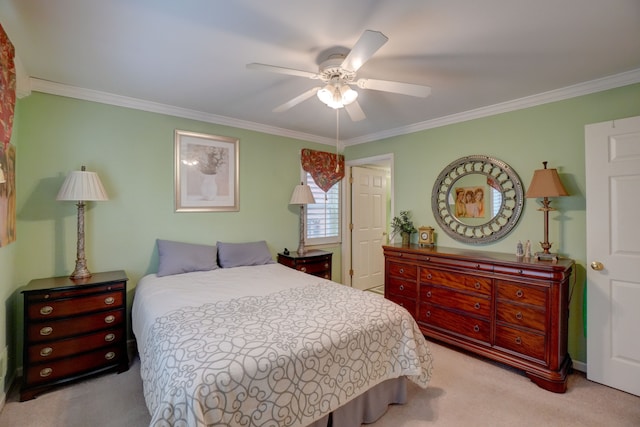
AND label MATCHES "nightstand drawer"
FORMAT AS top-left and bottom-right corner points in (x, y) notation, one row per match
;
(27, 309), (124, 343)
(25, 282), (125, 303)
(277, 250), (332, 280)
(24, 345), (123, 387)
(27, 328), (125, 363)
(27, 291), (124, 320)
